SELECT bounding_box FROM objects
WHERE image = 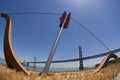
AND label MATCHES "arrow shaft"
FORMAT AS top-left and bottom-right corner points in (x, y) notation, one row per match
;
(43, 14), (69, 73)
